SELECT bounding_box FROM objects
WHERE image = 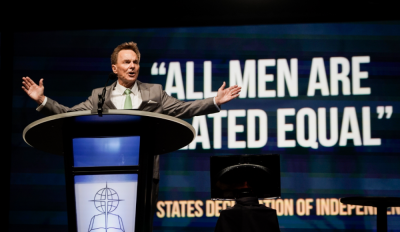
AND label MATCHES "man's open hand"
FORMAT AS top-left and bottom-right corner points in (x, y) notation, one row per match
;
(214, 82), (242, 106)
(22, 77), (45, 105)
